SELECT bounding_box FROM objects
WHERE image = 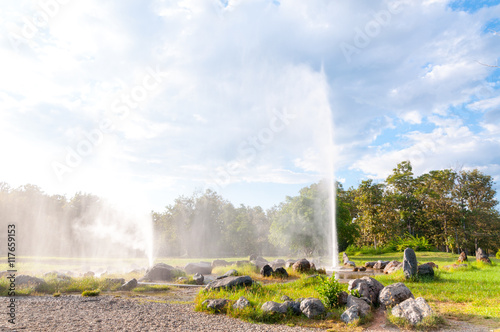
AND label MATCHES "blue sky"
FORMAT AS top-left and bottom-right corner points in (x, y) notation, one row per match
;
(0, 0), (499, 212)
